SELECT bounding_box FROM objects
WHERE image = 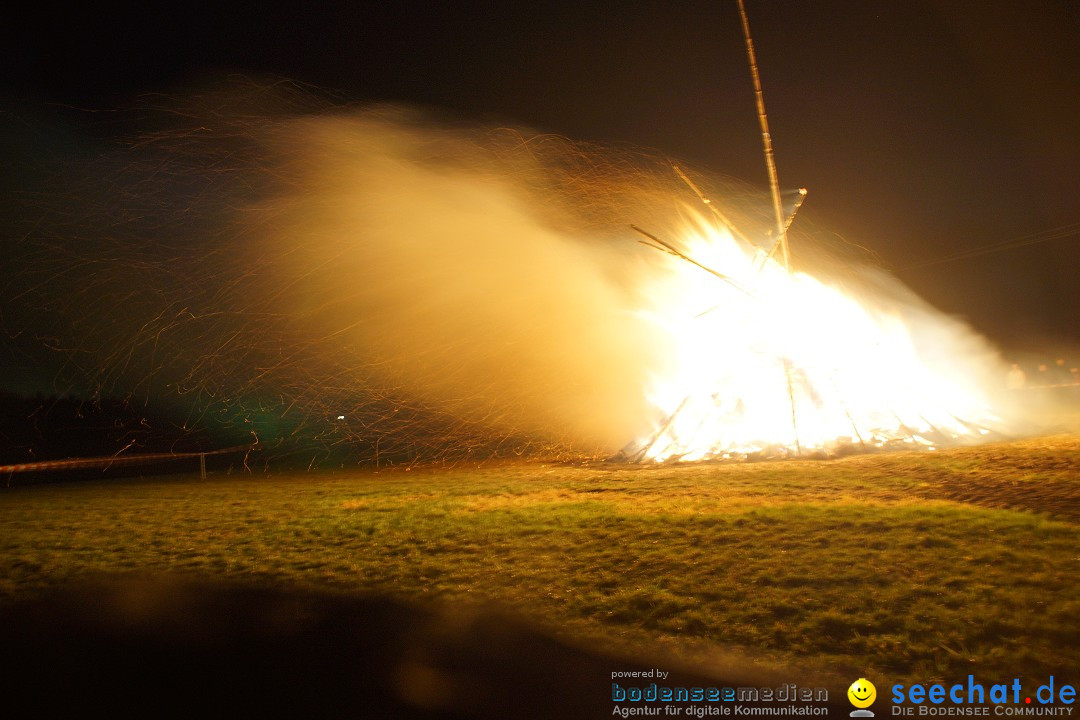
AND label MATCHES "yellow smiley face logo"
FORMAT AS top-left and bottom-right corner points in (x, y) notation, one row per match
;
(848, 678), (877, 708)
